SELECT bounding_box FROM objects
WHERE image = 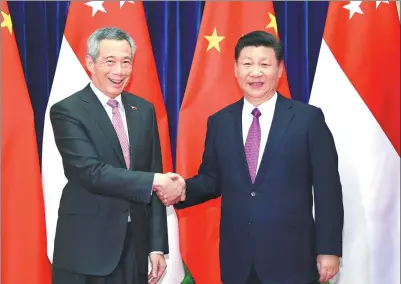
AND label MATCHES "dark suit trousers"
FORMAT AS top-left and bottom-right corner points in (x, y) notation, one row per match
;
(52, 222), (147, 284)
(244, 265), (321, 284)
